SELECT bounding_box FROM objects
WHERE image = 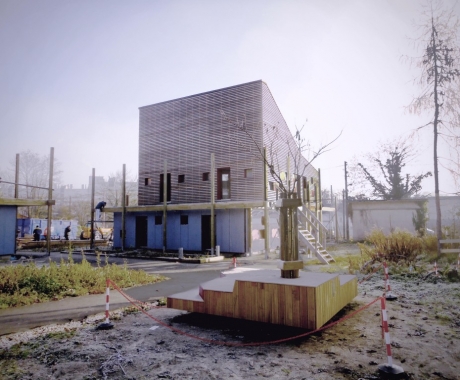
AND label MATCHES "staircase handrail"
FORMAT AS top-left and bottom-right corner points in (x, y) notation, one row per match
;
(300, 208), (327, 249)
